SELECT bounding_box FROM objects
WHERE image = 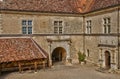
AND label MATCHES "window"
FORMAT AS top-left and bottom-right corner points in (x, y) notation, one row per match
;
(22, 20), (33, 34)
(54, 21), (63, 34)
(103, 18), (111, 34)
(86, 20), (92, 34)
(87, 49), (90, 57)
